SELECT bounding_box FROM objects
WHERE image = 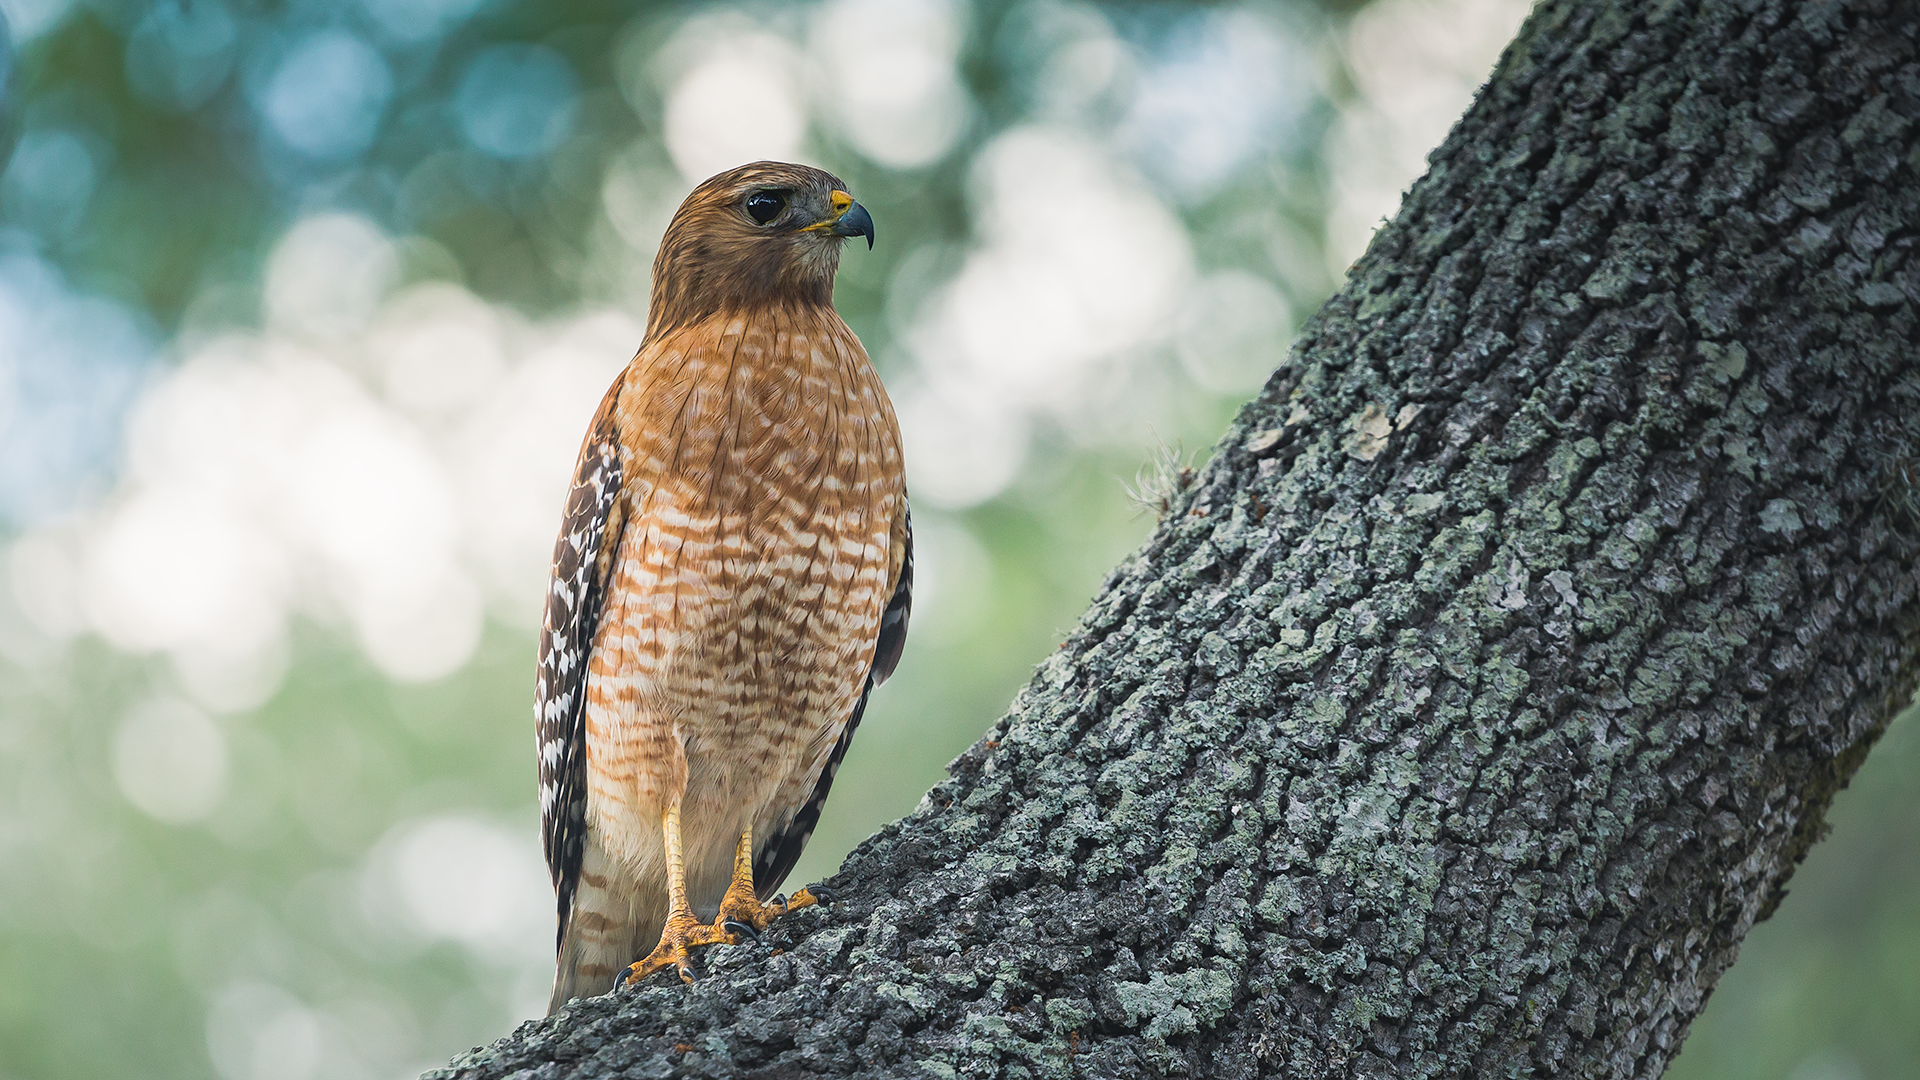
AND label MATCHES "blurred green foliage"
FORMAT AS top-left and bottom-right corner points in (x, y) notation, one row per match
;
(0, 1), (1911, 1078)
(1666, 705), (1920, 1080)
